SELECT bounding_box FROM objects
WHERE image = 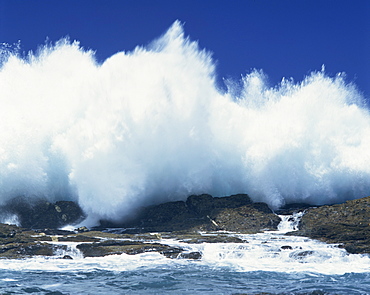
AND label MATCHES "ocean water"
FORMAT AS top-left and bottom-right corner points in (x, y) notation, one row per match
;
(1, 21), (370, 294)
(0, 268), (369, 294)
(1, 215), (370, 294)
